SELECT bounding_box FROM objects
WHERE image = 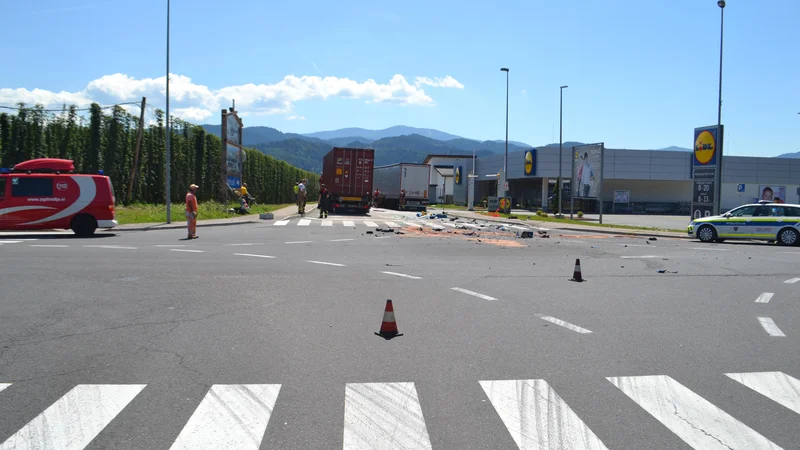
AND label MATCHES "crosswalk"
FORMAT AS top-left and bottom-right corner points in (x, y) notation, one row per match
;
(0, 371), (797, 449)
(269, 219), (543, 231)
